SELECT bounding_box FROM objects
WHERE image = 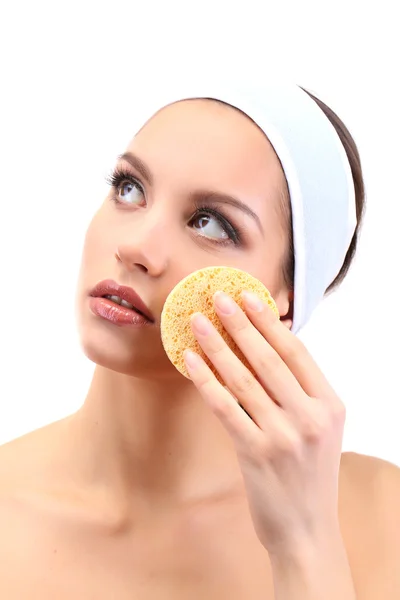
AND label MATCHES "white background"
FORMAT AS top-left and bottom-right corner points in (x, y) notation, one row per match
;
(0, 1), (399, 465)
